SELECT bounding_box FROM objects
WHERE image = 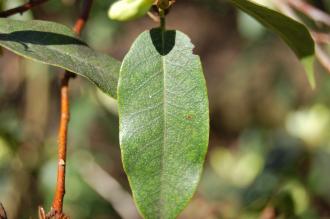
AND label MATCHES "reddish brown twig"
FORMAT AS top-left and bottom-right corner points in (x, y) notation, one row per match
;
(286, 0), (330, 26)
(51, 72), (71, 216)
(0, 0), (50, 18)
(316, 44), (330, 74)
(147, 11), (160, 23)
(311, 32), (330, 44)
(50, 0), (94, 217)
(273, 0), (330, 76)
(38, 206), (46, 219)
(73, 0), (94, 35)
(0, 203), (7, 219)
